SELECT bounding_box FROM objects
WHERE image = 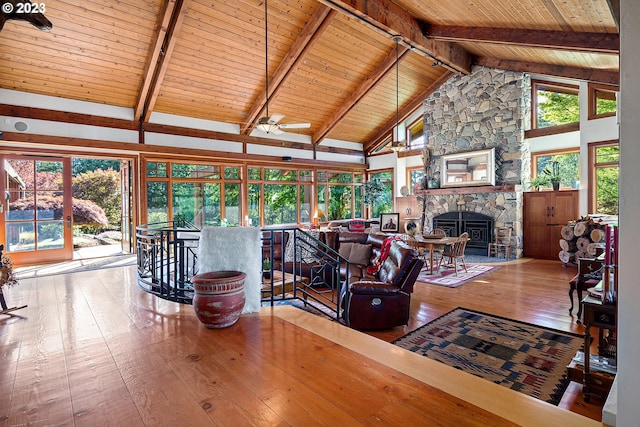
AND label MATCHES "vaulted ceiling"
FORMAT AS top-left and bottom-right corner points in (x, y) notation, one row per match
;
(0, 0), (619, 155)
